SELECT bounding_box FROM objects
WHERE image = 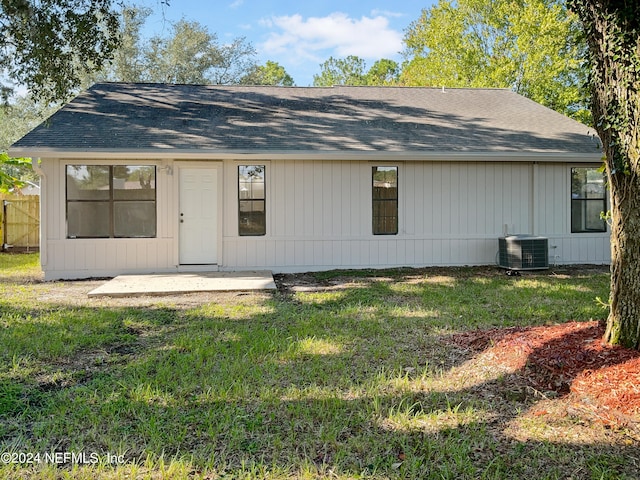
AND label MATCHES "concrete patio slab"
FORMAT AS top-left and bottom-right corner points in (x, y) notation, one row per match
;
(87, 271), (277, 297)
